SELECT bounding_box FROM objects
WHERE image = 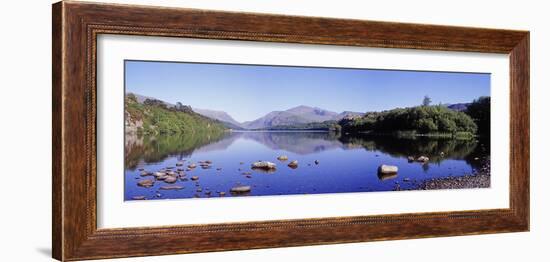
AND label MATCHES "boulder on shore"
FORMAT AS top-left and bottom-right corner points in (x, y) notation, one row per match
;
(251, 161), (277, 170)
(378, 164), (398, 174)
